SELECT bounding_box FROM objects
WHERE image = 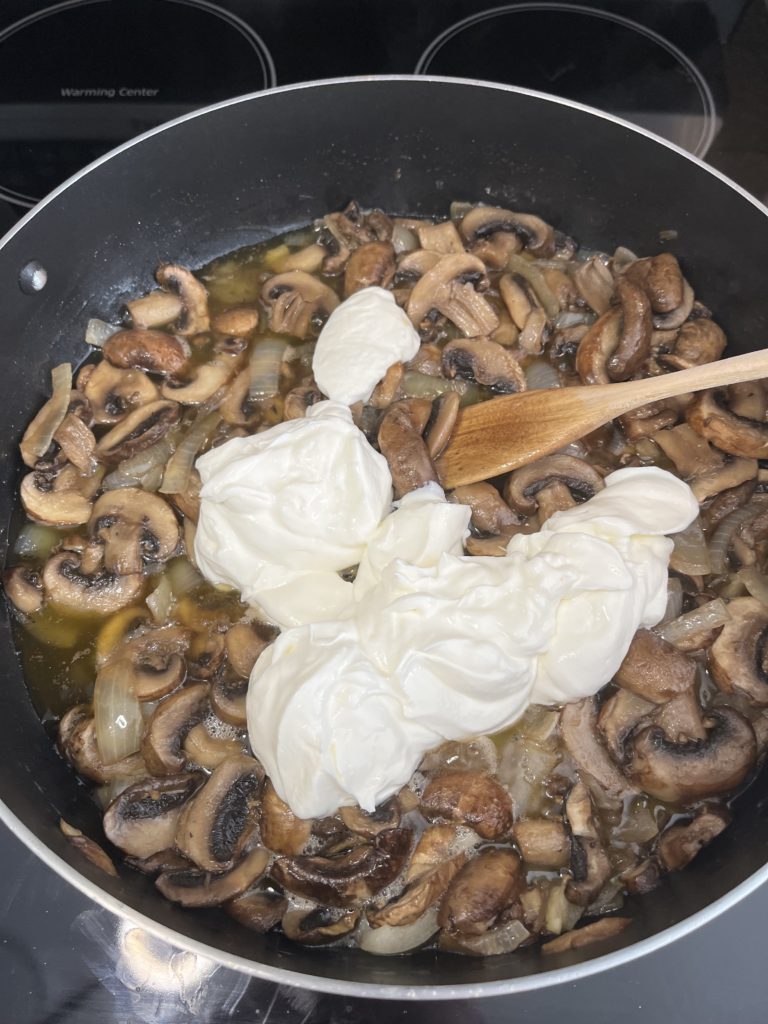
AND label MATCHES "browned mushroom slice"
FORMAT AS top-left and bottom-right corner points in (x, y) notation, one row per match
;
(438, 848), (524, 935)
(89, 488), (180, 575)
(226, 889), (288, 932)
(656, 803), (731, 871)
(657, 318), (726, 370)
(187, 631), (226, 680)
(625, 252), (684, 313)
(57, 706), (145, 783)
(260, 781), (313, 855)
(625, 706), (757, 802)
(512, 818), (571, 869)
(261, 271), (340, 338)
(43, 550), (143, 615)
(420, 770), (512, 839)
(370, 362), (405, 411)
(157, 846), (269, 908)
(653, 688), (707, 743)
(155, 264), (210, 336)
(103, 625), (190, 698)
(709, 597), (768, 705)
(575, 308), (621, 385)
(161, 353), (241, 406)
(439, 914), (531, 956)
(416, 220), (465, 255)
(369, 850), (468, 928)
(283, 384), (325, 420)
(210, 674), (248, 726)
(653, 422), (724, 481)
(126, 290), (183, 329)
(459, 206), (555, 259)
(652, 279), (695, 330)
(449, 482), (520, 535)
(183, 723), (242, 769)
(103, 773), (204, 858)
(141, 683), (209, 776)
(282, 907), (360, 945)
(52, 411), (97, 474)
(125, 848), (193, 875)
(211, 306), (261, 336)
(686, 389), (768, 459)
(620, 401), (677, 441)
(597, 689), (655, 761)
(81, 360), (160, 426)
(564, 782), (611, 906)
(607, 277), (652, 381)
(378, 398), (437, 498)
(615, 629), (697, 703)
(498, 273), (534, 331)
(406, 824), (480, 883)
(560, 699), (636, 798)
(175, 754), (264, 871)
(270, 828), (412, 908)
(3, 566), (43, 614)
(340, 798), (401, 839)
(441, 338), (525, 393)
(343, 241), (396, 297)
(225, 622), (269, 678)
(621, 858), (661, 895)
(20, 464), (98, 528)
(96, 400), (180, 463)
(542, 916), (631, 955)
(59, 819), (118, 877)
(406, 254), (499, 337)
(103, 329), (191, 377)
(395, 248), (442, 285)
(573, 256), (614, 314)
(504, 455), (604, 520)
